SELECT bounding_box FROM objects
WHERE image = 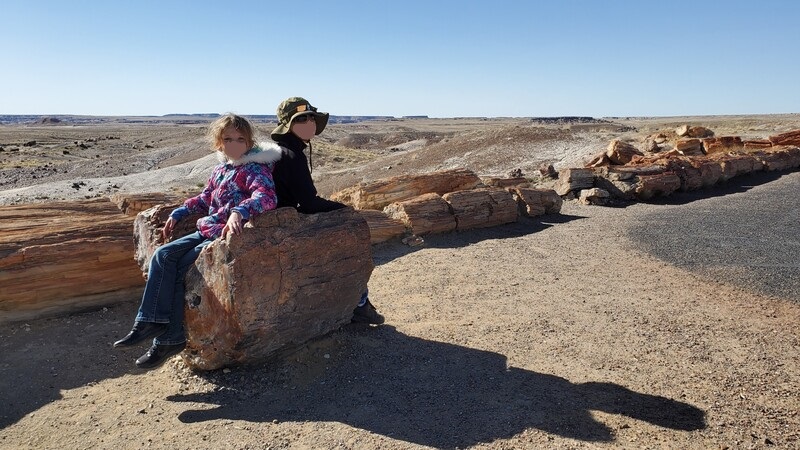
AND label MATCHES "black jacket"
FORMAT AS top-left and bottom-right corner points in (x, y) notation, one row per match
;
(272, 133), (346, 214)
